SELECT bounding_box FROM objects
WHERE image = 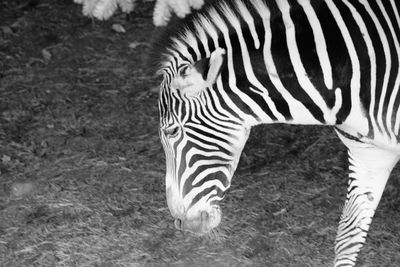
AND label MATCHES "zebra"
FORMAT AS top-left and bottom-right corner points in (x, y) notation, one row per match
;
(156, 0), (400, 266)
